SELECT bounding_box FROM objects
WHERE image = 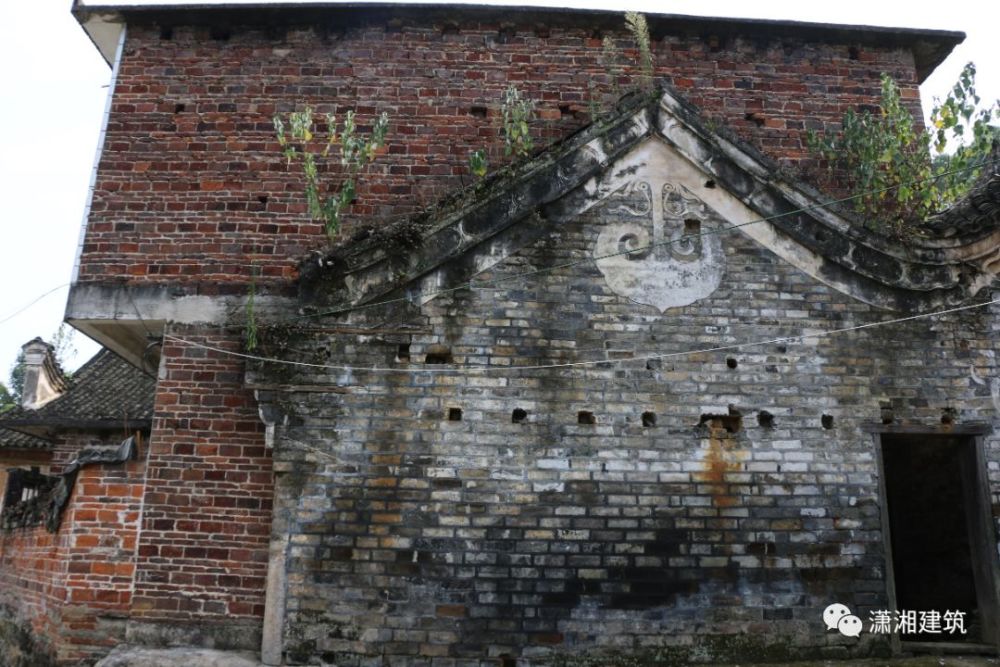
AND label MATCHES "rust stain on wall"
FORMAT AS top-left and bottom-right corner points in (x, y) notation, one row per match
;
(697, 413), (745, 508)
